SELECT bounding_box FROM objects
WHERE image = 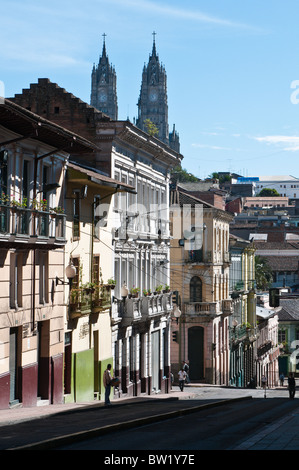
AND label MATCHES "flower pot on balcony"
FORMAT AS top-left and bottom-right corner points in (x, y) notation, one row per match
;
(91, 298), (103, 313)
